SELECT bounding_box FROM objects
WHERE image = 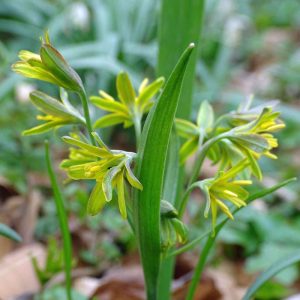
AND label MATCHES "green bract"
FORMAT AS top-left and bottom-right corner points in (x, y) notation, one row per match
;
(160, 200), (188, 251)
(90, 73), (165, 130)
(60, 132), (142, 218)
